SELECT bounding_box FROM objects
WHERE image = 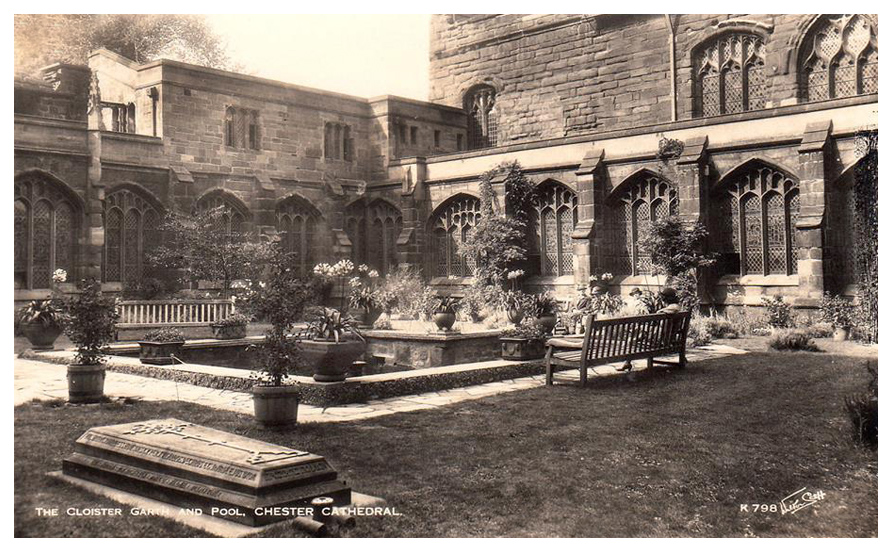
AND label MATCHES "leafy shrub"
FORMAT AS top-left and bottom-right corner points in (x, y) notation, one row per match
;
(801, 322), (834, 339)
(819, 293), (855, 329)
(210, 312), (250, 328)
(703, 317), (740, 339)
(687, 316), (713, 347)
(301, 307), (361, 342)
(142, 327), (185, 342)
(378, 266), (438, 319)
(434, 296), (460, 314)
(529, 293), (558, 317)
(501, 321), (545, 340)
(768, 330), (820, 352)
(60, 278), (120, 365)
(844, 362), (878, 448)
(761, 295), (793, 328)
